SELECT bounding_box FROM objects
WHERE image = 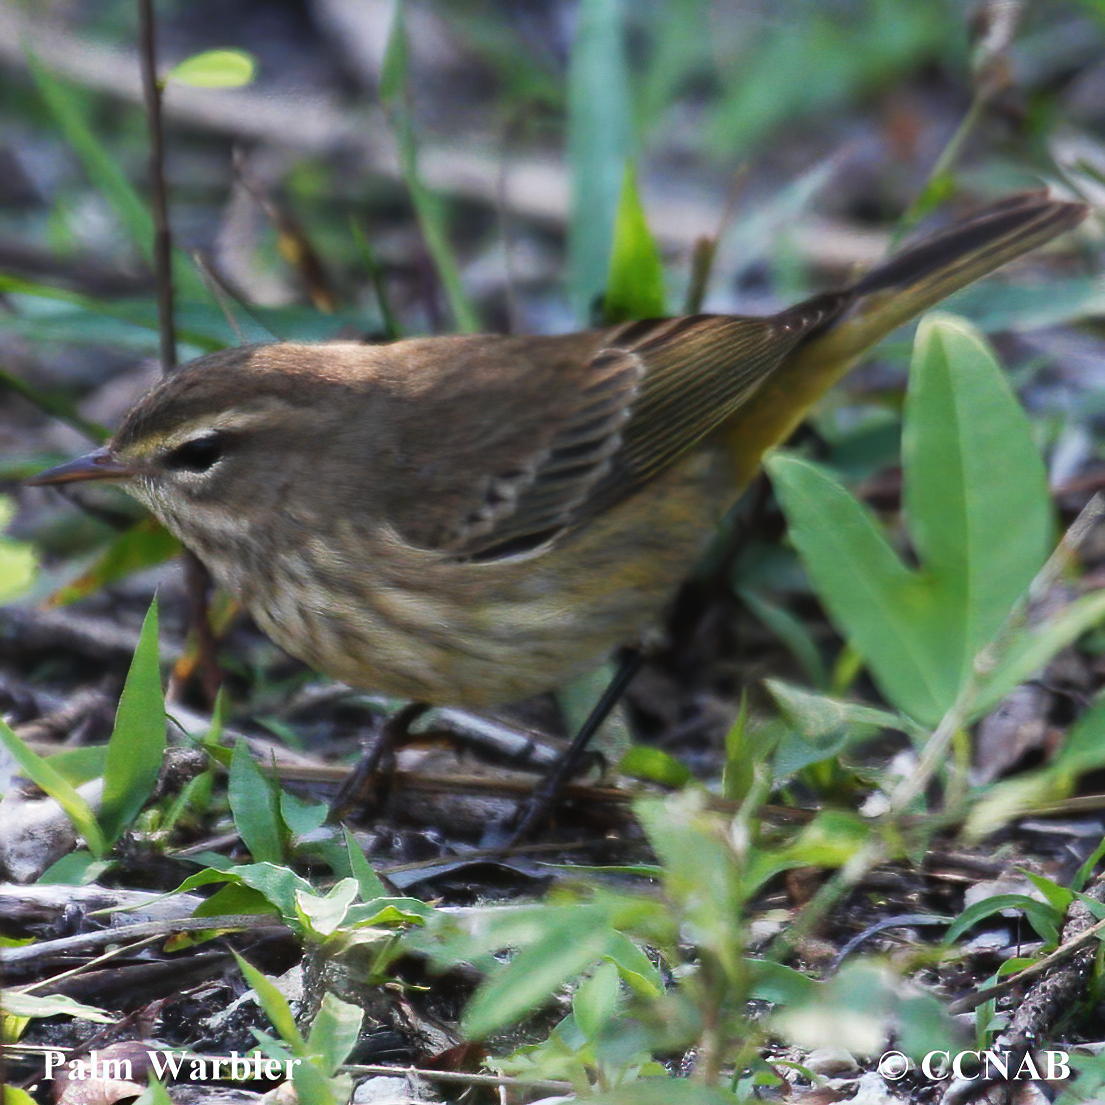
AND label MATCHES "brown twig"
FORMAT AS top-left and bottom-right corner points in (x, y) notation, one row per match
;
(136, 0), (175, 372)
